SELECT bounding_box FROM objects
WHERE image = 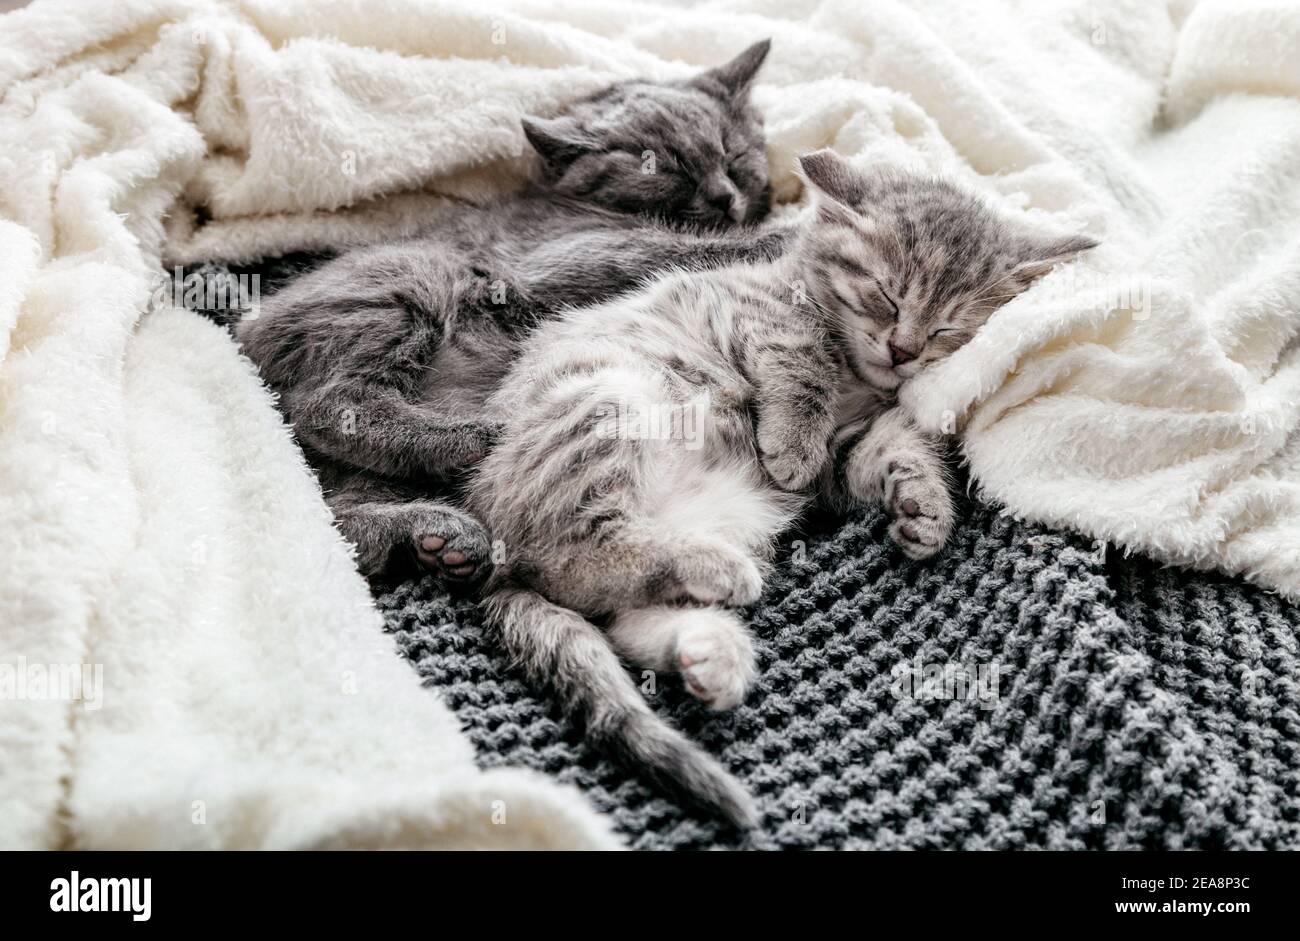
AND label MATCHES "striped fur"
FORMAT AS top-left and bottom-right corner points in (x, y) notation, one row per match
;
(469, 150), (1098, 823)
(237, 41), (781, 586)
